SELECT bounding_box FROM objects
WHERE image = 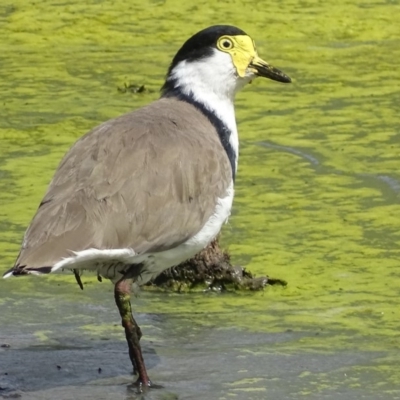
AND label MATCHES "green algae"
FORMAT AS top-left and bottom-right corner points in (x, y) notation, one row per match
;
(1, 0), (400, 396)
